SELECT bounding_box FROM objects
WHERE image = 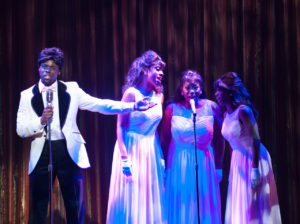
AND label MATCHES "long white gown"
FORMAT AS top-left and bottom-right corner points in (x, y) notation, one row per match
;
(166, 100), (222, 224)
(106, 87), (166, 224)
(222, 105), (281, 224)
